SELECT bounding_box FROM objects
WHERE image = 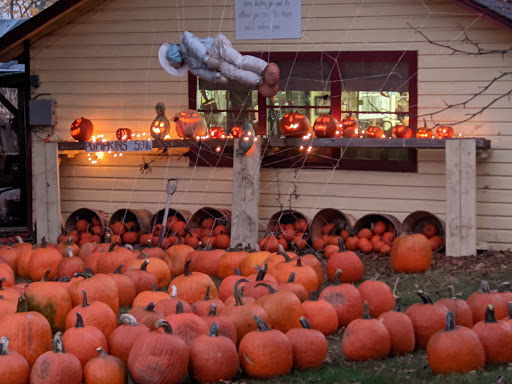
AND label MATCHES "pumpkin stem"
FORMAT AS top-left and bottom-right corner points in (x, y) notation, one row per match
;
(287, 272), (296, 283)
(496, 282), (511, 293)
(75, 312), (85, 328)
(295, 256), (303, 267)
(184, 259), (192, 276)
(208, 322), (219, 337)
(120, 314), (139, 326)
(66, 247), (74, 258)
(156, 319), (173, 335)
(309, 290), (319, 301)
(444, 311), (456, 331)
(234, 268), (241, 276)
(74, 272), (90, 279)
(96, 347), (108, 357)
(234, 278), (250, 306)
(447, 285), (456, 299)
(81, 291), (89, 307)
(203, 286), (211, 301)
(485, 304), (497, 323)
(140, 260), (150, 271)
(255, 264), (268, 281)
(290, 241), (303, 256)
(151, 284), (158, 292)
(58, 277), (71, 282)
(393, 296), (402, 312)
(0, 336), (9, 355)
(65, 237), (74, 245)
(145, 302), (157, 312)
(508, 302), (512, 319)
(299, 317), (312, 329)
(108, 242), (117, 252)
(176, 300), (184, 314)
(253, 315), (271, 332)
(362, 301), (372, 319)
(53, 332), (66, 353)
(141, 252), (150, 260)
(417, 290), (433, 304)
(16, 295), (28, 312)
(41, 268), (52, 281)
(84, 267), (95, 277)
(208, 303), (217, 316)
(16, 236), (23, 244)
(255, 282), (277, 294)
(40, 237), (47, 248)
(333, 269), (343, 285)
(392, 277), (400, 297)
(114, 264), (125, 274)
(480, 281), (490, 294)
(337, 238), (346, 252)
(0, 278), (4, 291)
(169, 285), (177, 299)
(277, 250), (292, 262)
(105, 233), (112, 244)
(124, 244), (134, 251)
